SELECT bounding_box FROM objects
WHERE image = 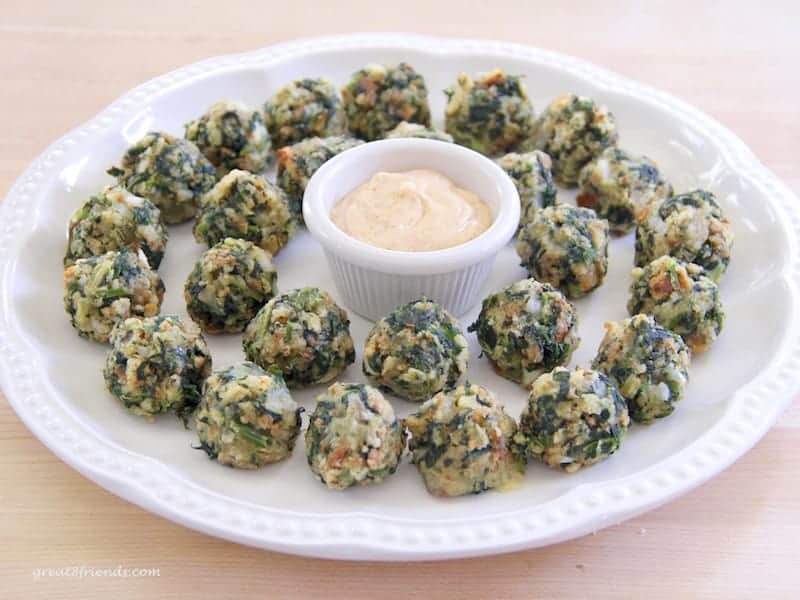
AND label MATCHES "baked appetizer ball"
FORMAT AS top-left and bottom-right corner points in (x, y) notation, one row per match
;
(635, 189), (734, 282)
(194, 362), (302, 469)
(242, 287), (355, 387)
(193, 169), (295, 255)
(108, 131), (216, 224)
(305, 382), (405, 489)
(263, 78), (347, 148)
(444, 69), (535, 156)
(184, 100), (271, 176)
(384, 121), (453, 142)
(592, 314), (690, 424)
(276, 135), (364, 220)
(577, 147), (673, 234)
(362, 299), (468, 402)
(628, 256), (724, 353)
(63, 248), (164, 343)
(469, 279), (579, 386)
(184, 238), (277, 334)
(406, 382), (524, 497)
(64, 186), (168, 269)
(515, 367), (629, 473)
(104, 315), (211, 421)
(532, 94), (618, 186)
(341, 63), (431, 141)
(496, 151), (557, 229)
(516, 204), (609, 298)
